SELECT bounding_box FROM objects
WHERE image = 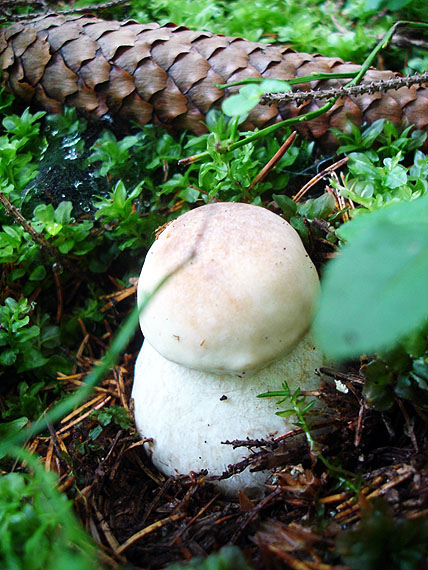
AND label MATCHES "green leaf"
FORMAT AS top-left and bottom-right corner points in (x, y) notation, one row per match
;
(11, 316), (30, 332)
(54, 201), (73, 225)
(348, 152), (380, 179)
(178, 186), (200, 203)
(361, 119), (386, 147)
(0, 417), (28, 459)
(273, 194), (297, 218)
(17, 347), (48, 372)
(260, 79), (291, 93)
(29, 265), (47, 281)
(383, 160), (407, 189)
(15, 324), (40, 343)
(10, 267), (26, 281)
(297, 192), (336, 220)
(314, 196), (428, 359)
(0, 416), (28, 437)
(221, 79), (290, 117)
(40, 324), (61, 349)
(276, 409), (297, 417)
(0, 348), (18, 366)
(222, 89), (259, 117)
